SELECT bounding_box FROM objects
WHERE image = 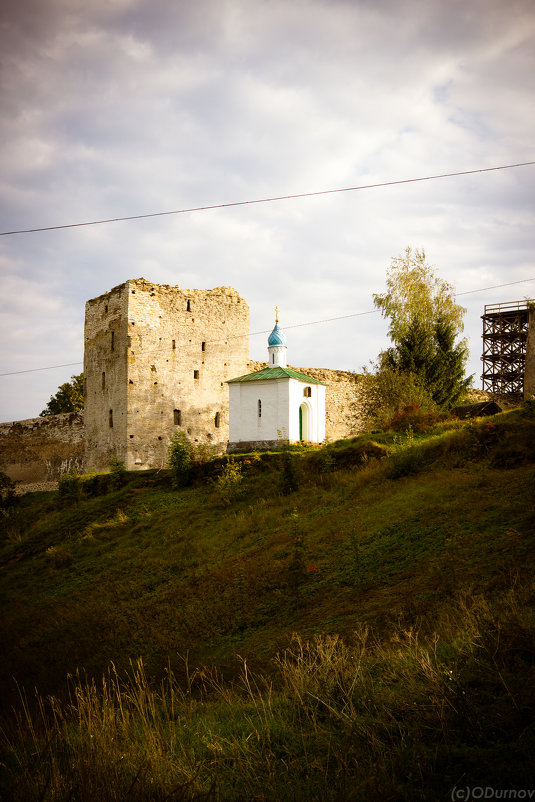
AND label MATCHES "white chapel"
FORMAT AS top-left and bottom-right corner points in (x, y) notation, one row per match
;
(227, 309), (326, 450)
